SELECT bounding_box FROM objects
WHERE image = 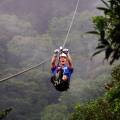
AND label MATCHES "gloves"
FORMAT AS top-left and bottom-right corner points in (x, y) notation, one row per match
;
(54, 49), (59, 56)
(53, 47), (69, 56)
(62, 48), (69, 54)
